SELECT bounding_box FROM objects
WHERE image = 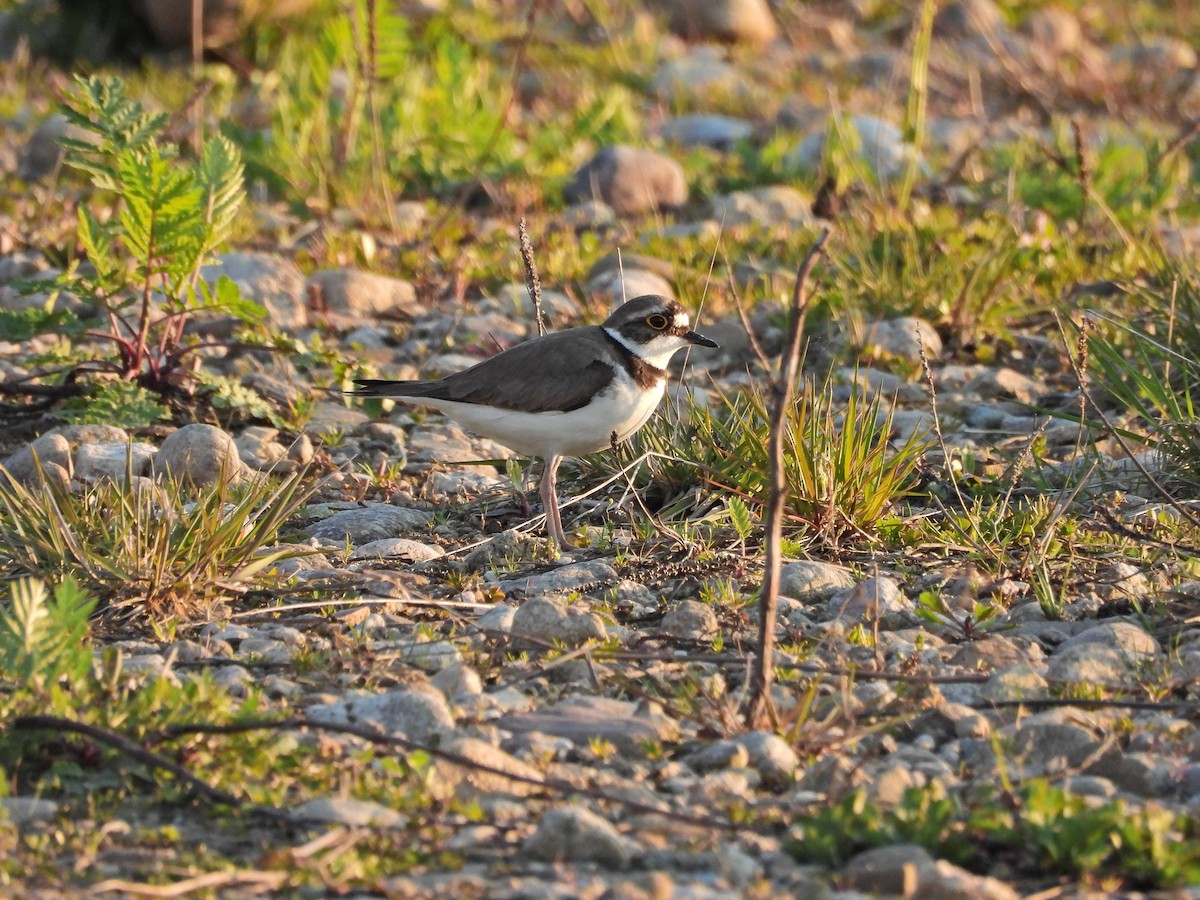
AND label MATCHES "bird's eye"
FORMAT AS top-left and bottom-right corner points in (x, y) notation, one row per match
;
(646, 314), (669, 330)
